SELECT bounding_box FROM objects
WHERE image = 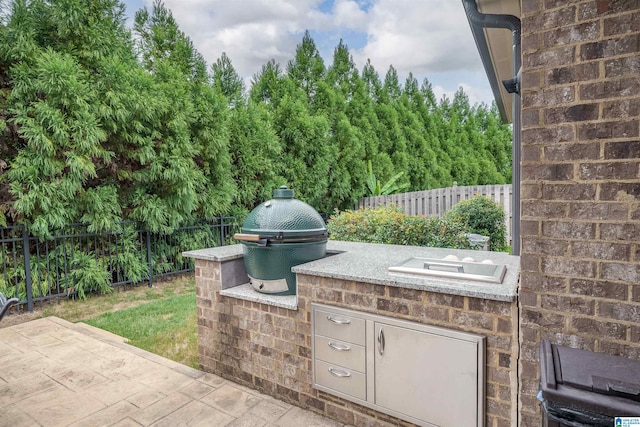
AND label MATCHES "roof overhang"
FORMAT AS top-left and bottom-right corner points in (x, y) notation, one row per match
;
(464, 0), (521, 123)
